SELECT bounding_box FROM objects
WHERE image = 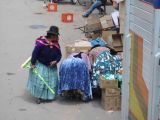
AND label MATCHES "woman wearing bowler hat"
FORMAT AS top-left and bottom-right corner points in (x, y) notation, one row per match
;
(27, 26), (62, 104)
